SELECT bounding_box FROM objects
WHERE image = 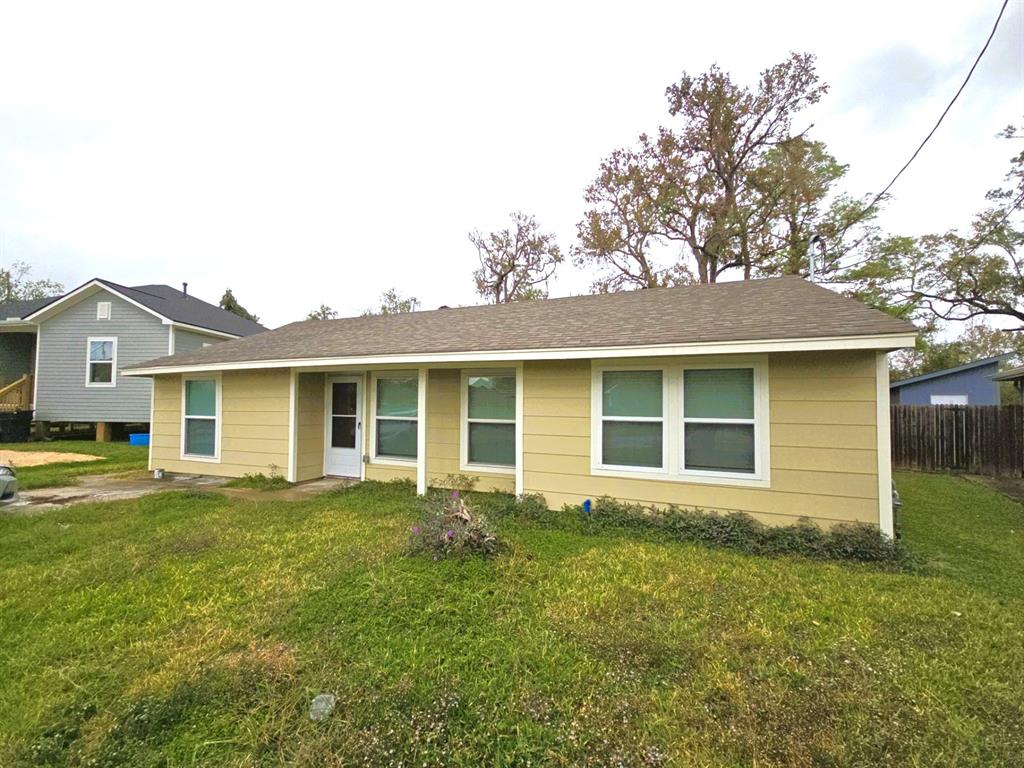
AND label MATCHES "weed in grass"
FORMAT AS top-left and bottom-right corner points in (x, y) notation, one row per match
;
(224, 470), (291, 491)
